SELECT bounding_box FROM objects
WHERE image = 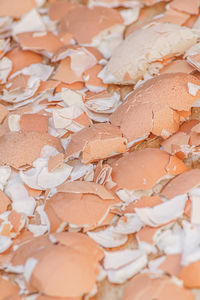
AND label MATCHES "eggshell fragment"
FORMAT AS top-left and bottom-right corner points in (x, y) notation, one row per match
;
(53, 57), (83, 84)
(6, 47), (43, 76)
(57, 181), (114, 200)
(135, 194), (187, 227)
(0, 104), (8, 124)
(0, 132), (63, 169)
(111, 148), (187, 191)
(160, 59), (194, 74)
(123, 273), (194, 300)
(0, 190), (10, 214)
(161, 169), (200, 199)
(179, 260), (200, 288)
(100, 23), (197, 84)
(110, 73), (200, 141)
(0, 0), (35, 18)
(157, 8), (190, 25)
(29, 245), (100, 297)
(45, 191), (119, 229)
(0, 275), (19, 299)
(104, 249), (147, 283)
(20, 114), (49, 133)
(48, 0), (80, 21)
(48, 153), (64, 172)
(60, 6), (123, 45)
(17, 32), (64, 58)
(170, 0), (199, 15)
(65, 123), (126, 163)
(159, 254), (182, 276)
(87, 226), (128, 248)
